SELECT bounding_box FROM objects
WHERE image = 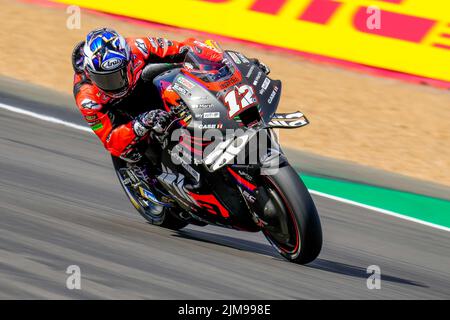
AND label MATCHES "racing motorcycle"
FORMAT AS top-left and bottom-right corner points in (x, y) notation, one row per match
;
(112, 42), (322, 264)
